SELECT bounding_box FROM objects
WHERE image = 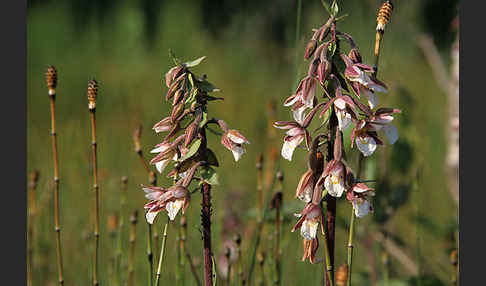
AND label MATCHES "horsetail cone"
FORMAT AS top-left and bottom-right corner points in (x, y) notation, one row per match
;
(46, 65), (57, 96)
(335, 263), (349, 286)
(376, 1), (393, 33)
(87, 79), (98, 110)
